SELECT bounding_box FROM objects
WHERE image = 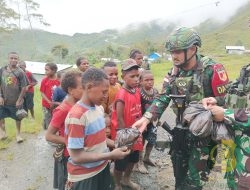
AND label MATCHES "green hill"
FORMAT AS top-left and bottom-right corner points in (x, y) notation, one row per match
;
(0, 2), (250, 67)
(201, 2), (250, 54)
